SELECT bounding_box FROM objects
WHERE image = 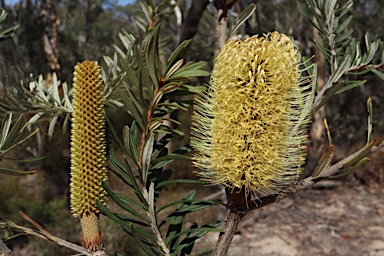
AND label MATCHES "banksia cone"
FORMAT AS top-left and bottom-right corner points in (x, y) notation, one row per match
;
(191, 32), (312, 197)
(70, 60), (107, 252)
